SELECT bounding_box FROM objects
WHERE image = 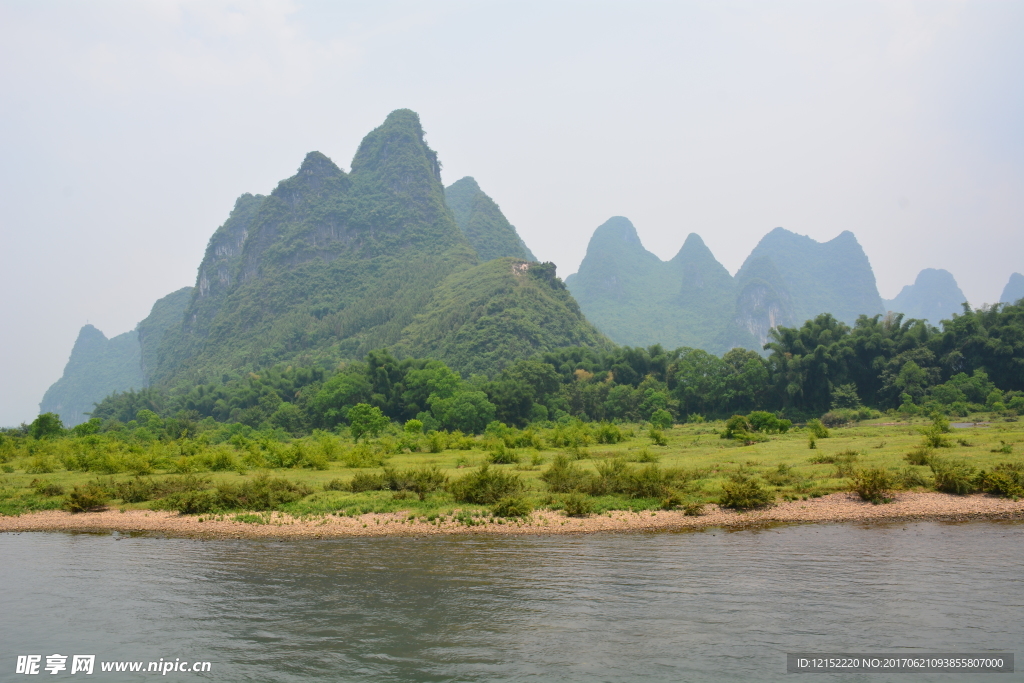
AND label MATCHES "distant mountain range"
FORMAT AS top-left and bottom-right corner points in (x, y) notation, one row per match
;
(564, 220), (887, 353)
(36, 110), (1023, 427)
